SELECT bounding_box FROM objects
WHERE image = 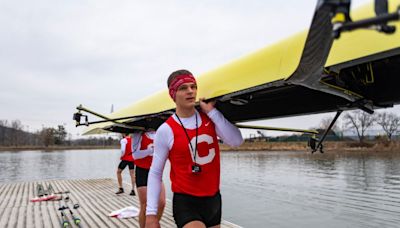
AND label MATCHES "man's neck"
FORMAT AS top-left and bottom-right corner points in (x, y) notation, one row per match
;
(176, 106), (196, 118)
